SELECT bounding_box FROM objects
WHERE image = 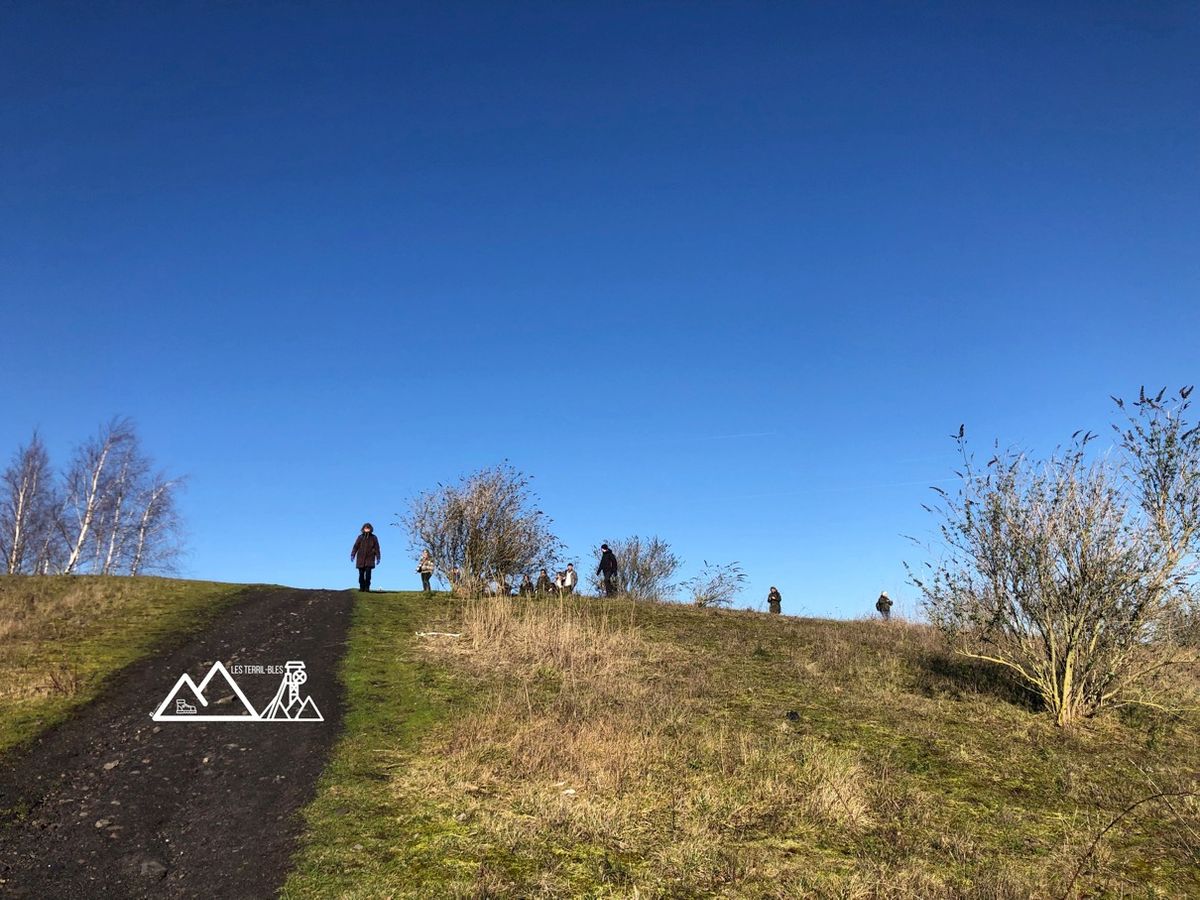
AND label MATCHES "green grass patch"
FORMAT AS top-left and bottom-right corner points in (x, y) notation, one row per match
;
(281, 591), (469, 899)
(0, 575), (247, 754)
